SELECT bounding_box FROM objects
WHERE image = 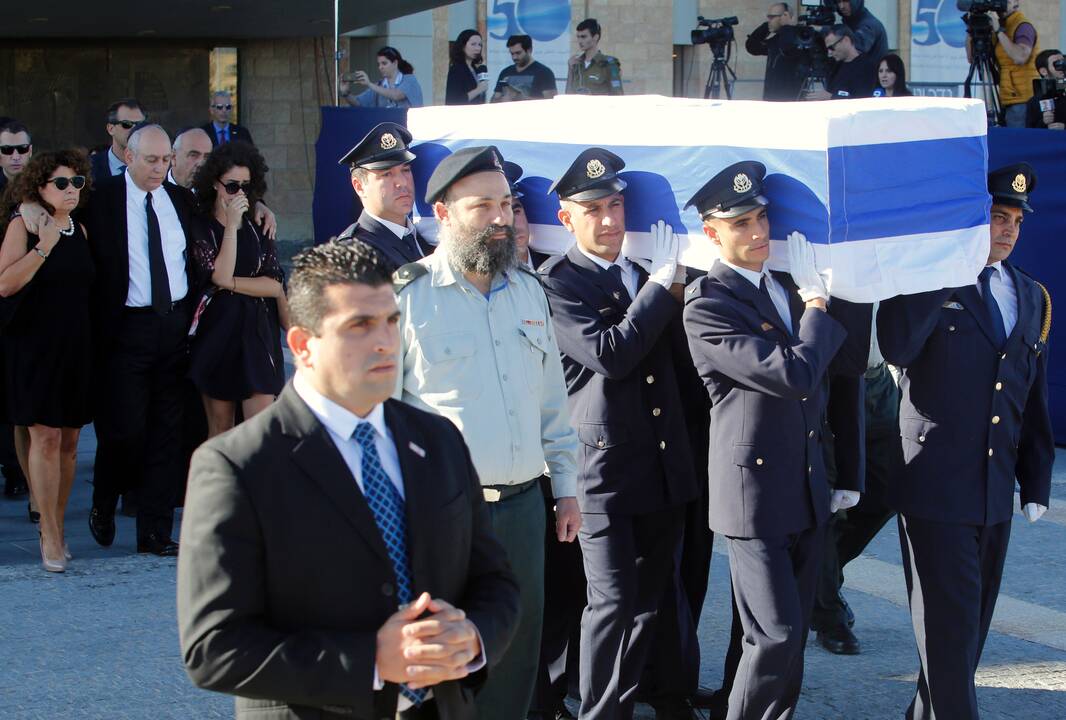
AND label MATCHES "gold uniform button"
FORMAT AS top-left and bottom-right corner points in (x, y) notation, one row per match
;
(659, 441), (666, 450)
(597, 439), (605, 448)
(918, 435), (926, 443)
(948, 325), (956, 332)
(756, 458), (764, 466)
(995, 382), (1003, 391)
(646, 375), (655, 384)
(652, 408), (661, 417)
(992, 416), (1001, 424)
(988, 448), (994, 457)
